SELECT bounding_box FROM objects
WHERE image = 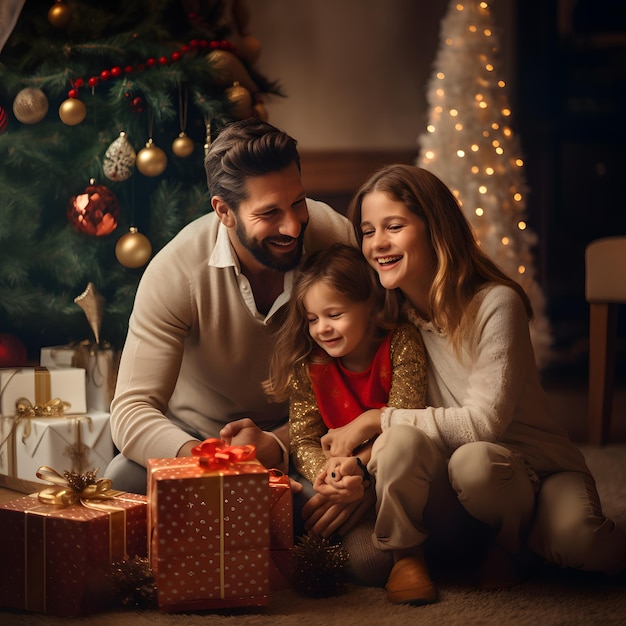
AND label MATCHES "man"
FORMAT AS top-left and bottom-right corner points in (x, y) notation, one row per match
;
(105, 118), (354, 493)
